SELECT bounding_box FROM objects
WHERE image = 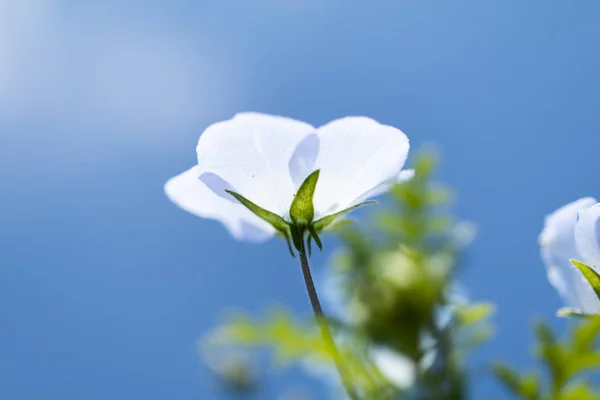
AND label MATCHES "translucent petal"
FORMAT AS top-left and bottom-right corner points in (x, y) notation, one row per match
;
(196, 113), (316, 217)
(312, 117), (409, 218)
(288, 133), (319, 188)
(164, 166), (275, 242)
(575, 203), (600, 270)
(539, 197), (600, 312)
